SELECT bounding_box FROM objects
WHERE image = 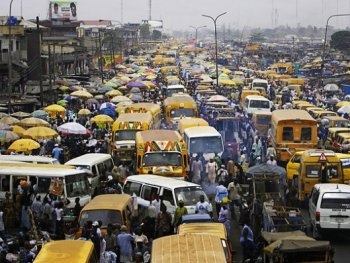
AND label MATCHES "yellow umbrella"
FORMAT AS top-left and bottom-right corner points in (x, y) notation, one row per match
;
(18, 117), (50, 128)
(78, 108), (92, 115)
(91, 114), (114, 124)
(71, 90), (94, 99)
(142, 81), (156, 89)
(110, 96), (132, 103)
(219, 78), (236, 86)
(59, 85), (70, 92)
(8, 139), (40, 152)
(45, 104), (66, 113)
(11, 111), (32, 118)
(105, 89), (123, 97)
(11, 125), (26, 137)
(336, 101), (350, 108)
(23, 126), (58, 140)
(0, 116), (20, 125)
